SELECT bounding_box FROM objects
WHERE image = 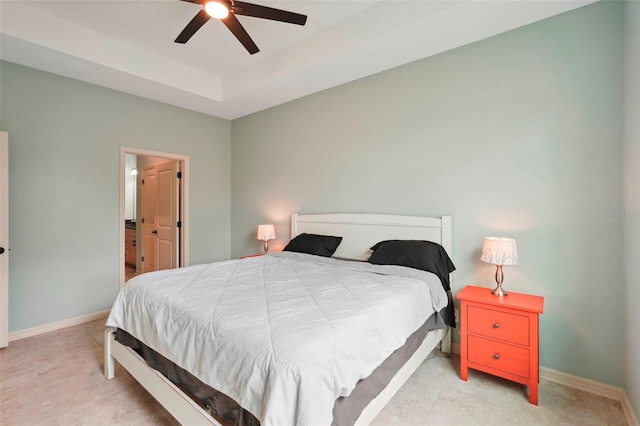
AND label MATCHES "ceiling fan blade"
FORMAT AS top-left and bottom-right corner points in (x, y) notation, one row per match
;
(222, 13), (259, 54)
(175, 9), (211, 44)
(233, 1), (307, 26)
(177, 0), (206, 4)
